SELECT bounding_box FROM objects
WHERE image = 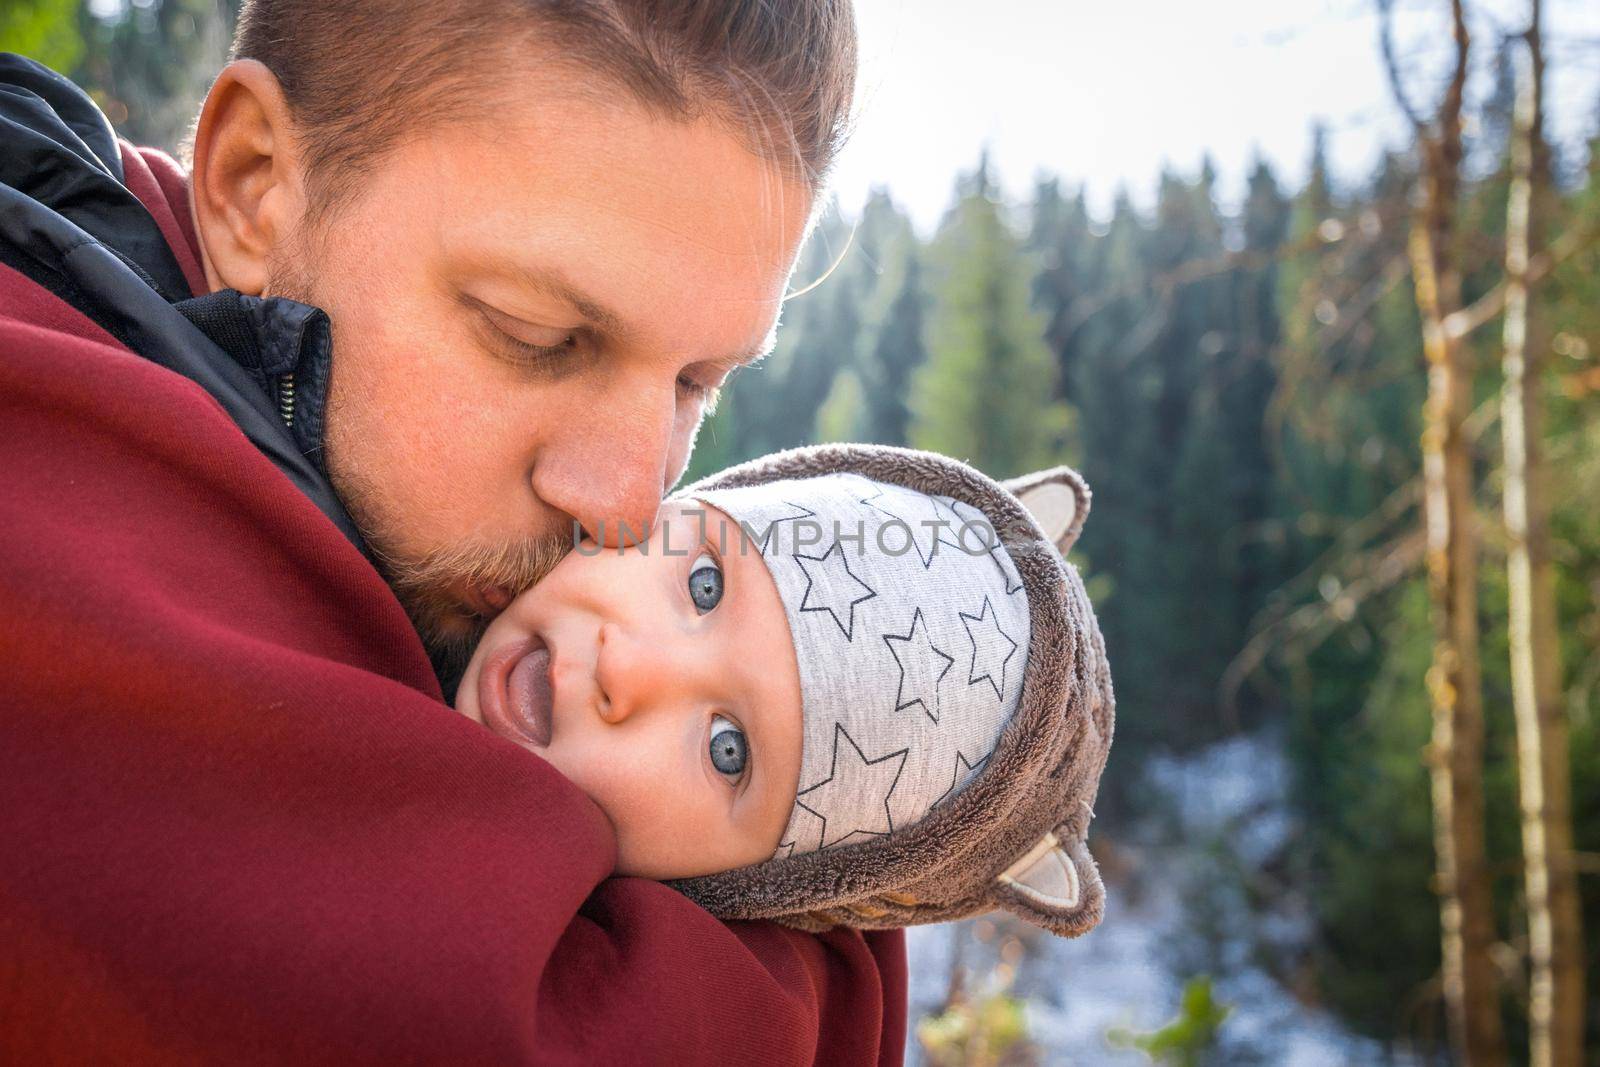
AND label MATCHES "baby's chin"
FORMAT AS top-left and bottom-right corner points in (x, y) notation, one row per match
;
(612, 848), (729, 881)
(610, 823), (784, 880)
